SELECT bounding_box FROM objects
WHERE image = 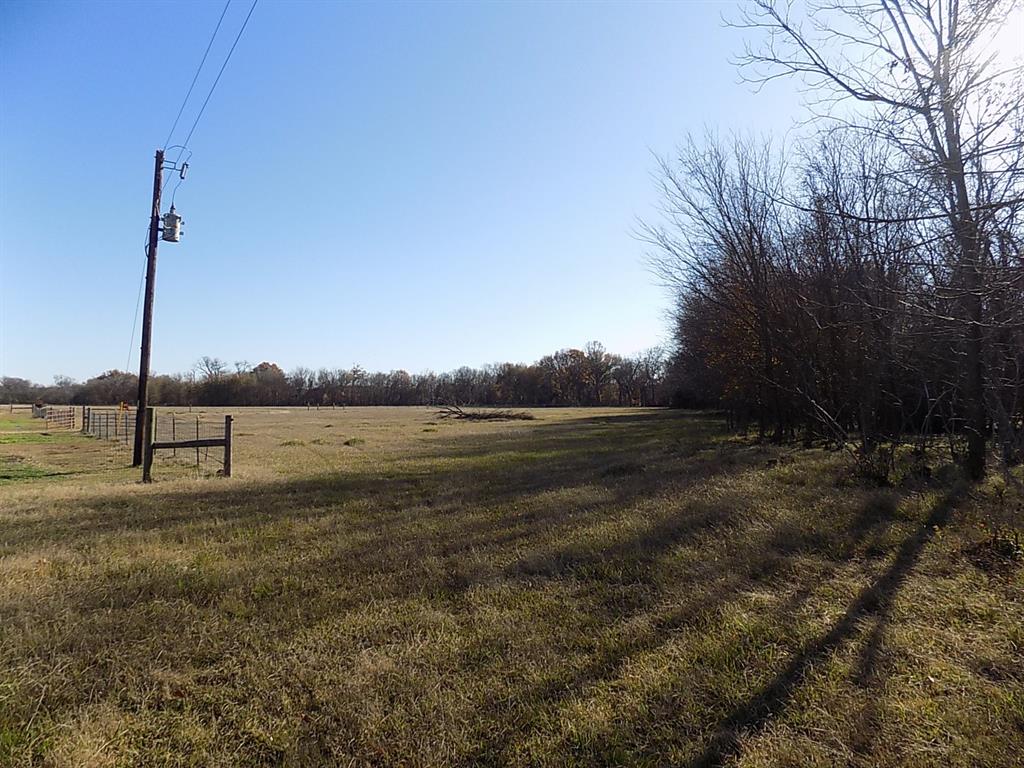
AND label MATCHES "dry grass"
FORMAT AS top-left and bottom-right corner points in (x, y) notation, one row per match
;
(0, 407), (1021, 766)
